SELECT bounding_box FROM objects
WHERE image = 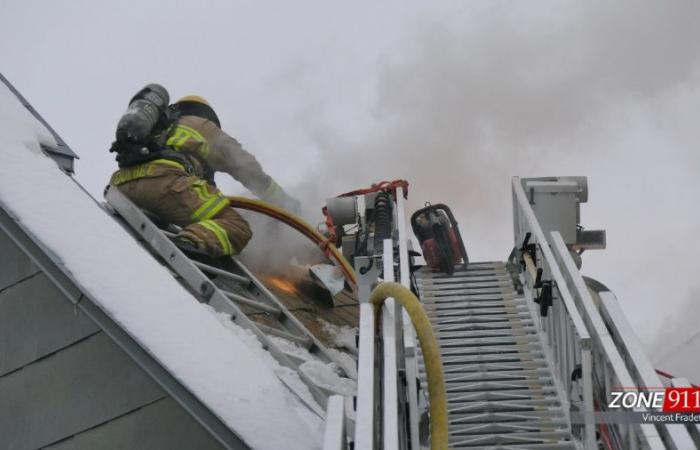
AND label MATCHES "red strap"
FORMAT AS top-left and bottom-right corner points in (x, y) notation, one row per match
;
(337, 179), (409, 200)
